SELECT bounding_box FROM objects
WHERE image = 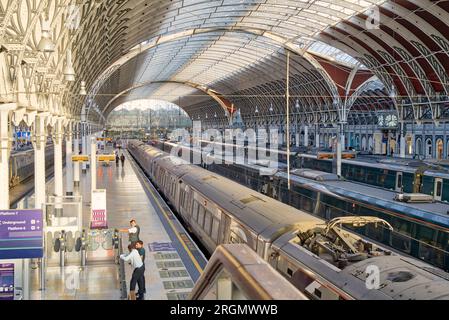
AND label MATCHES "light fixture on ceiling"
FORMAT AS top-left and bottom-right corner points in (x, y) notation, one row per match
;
(79, 81), (87, 96)
(255, 106), (259, 113)
(295, 99), (300, 109)
(38, 20), (55, 52)
(63, 49), (75, 82)
(205, 113), (208, 119)
(269, 103), (274, 112)
(214, 112), (217, 118)
(389, 85), (396, 99)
